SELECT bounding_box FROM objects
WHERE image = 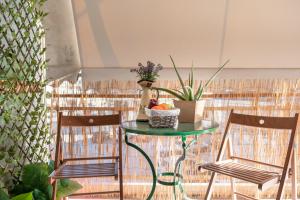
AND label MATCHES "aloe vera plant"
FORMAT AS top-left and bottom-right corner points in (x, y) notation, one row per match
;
(153, 56), (229, 101)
